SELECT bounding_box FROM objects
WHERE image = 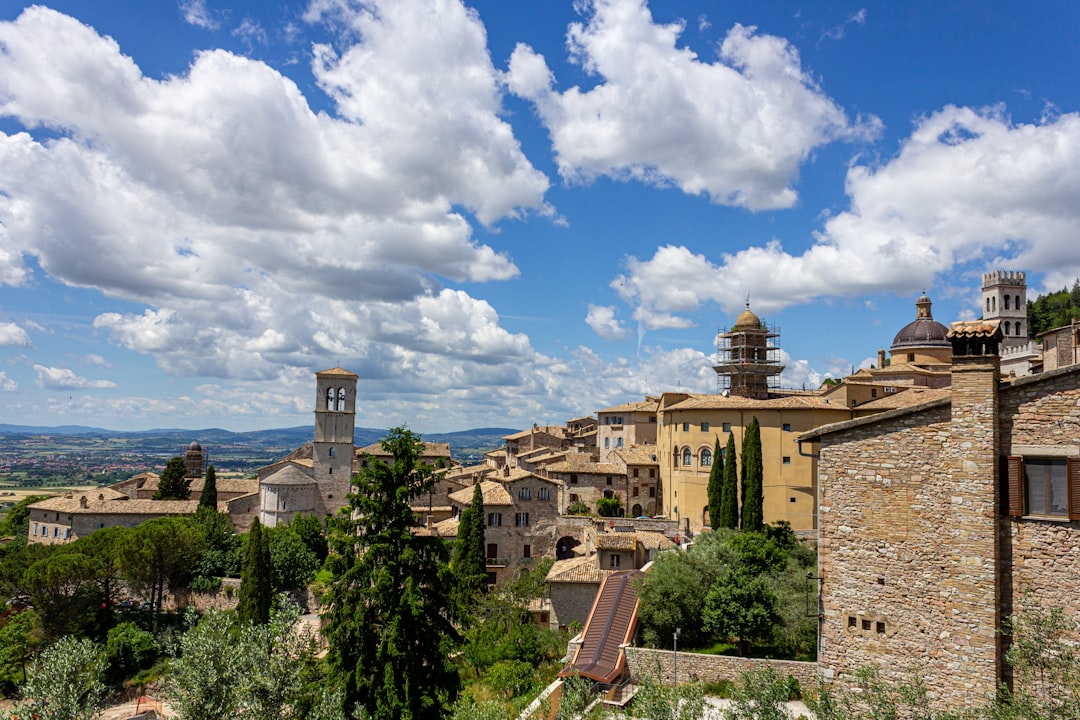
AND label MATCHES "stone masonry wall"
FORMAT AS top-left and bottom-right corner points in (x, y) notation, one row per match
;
(999, 371), (1080, 625)
(624, 647), (818, 693)
(817, 401), (1000, 709)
